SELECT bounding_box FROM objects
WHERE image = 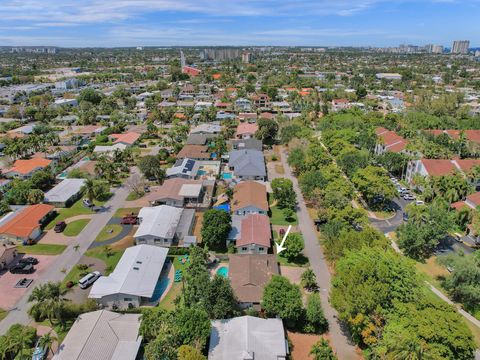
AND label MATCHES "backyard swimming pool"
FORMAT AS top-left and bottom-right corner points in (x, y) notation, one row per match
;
(149, 277), (170, 303)
(222, 173), (233, 180)
(217, 266), (229, 278)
